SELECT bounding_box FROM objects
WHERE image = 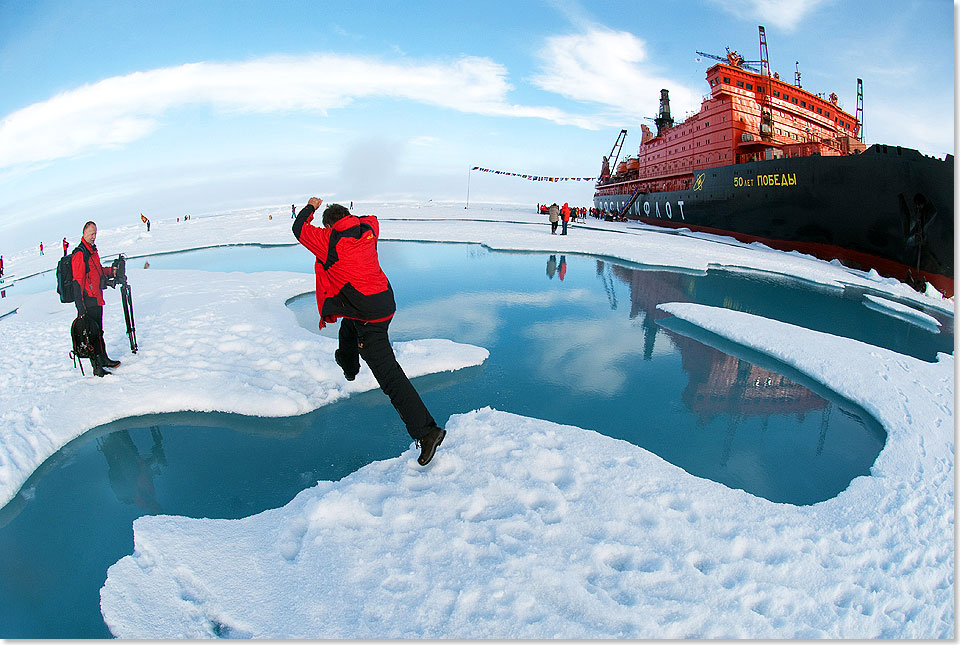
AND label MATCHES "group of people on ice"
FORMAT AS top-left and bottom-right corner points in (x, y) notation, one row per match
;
(539, 202), (626, 234)
(542, 202), (590, 235)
